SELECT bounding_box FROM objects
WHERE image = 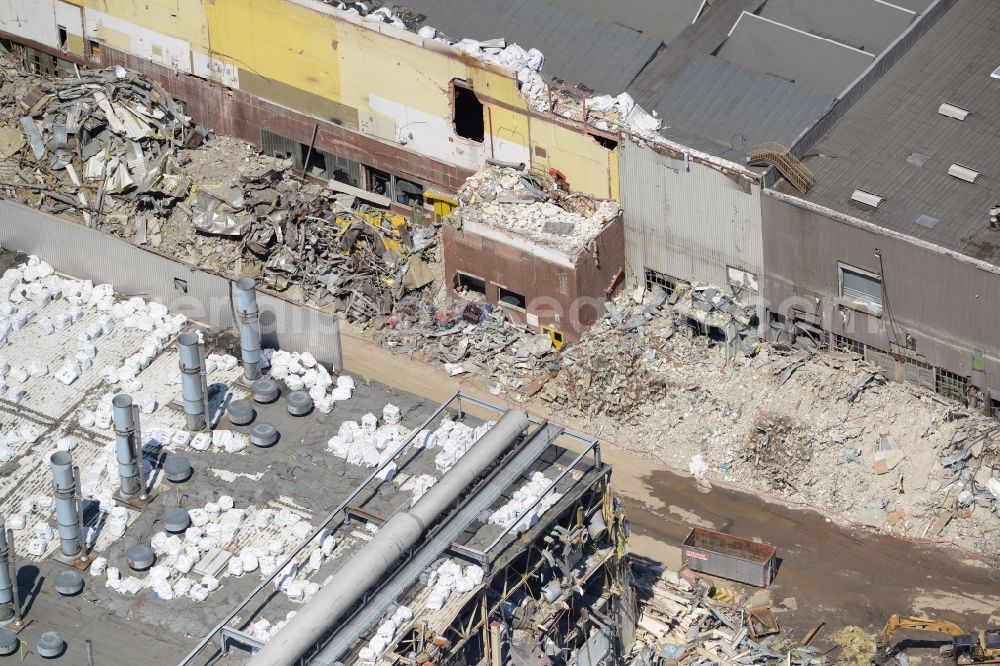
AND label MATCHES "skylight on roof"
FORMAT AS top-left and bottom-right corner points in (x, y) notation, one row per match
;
(992, 65), (1000, 79)
(915, 215), (939, 229)
(948, 164), (981, 183)
(938, 103), (970, 121)
(851, 190), (884, 208)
